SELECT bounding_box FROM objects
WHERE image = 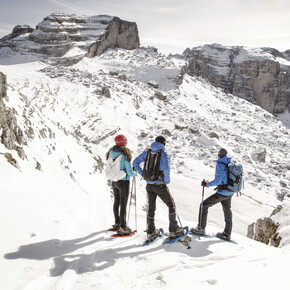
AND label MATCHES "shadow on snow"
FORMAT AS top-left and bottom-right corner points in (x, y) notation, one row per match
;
(4, 230), (227, 277)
